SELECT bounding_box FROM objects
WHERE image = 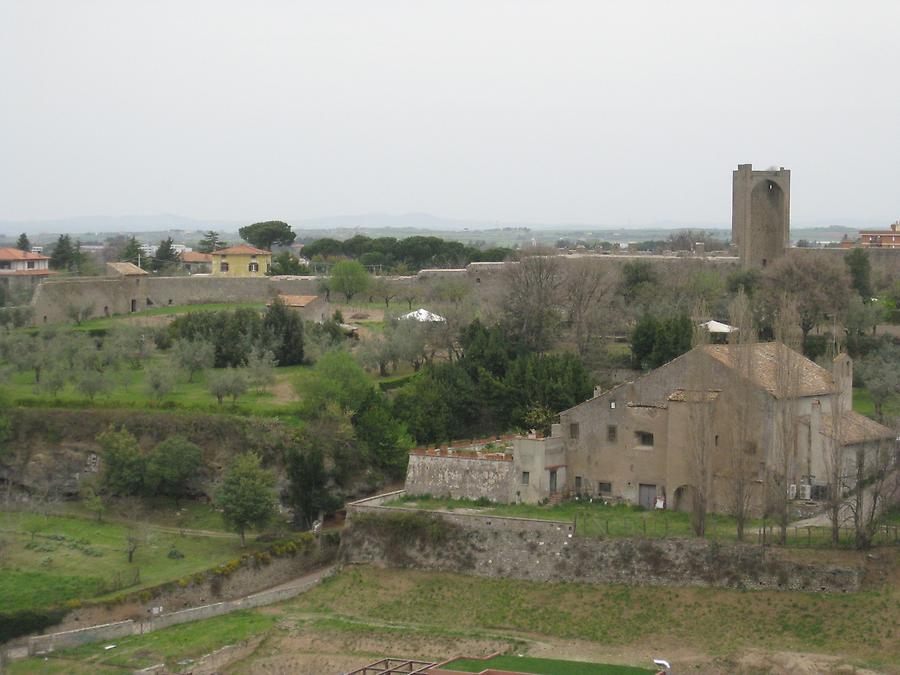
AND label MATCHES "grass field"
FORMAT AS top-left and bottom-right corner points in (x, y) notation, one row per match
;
(5, 610), (275, 674)
(68, 302), (268, 331)
(53, 496), (252, 533)
(443, 655), (654, 674)
(391, 495), (899, 547)
(0, 510), (263, 611)
(11, 562), (900, 672)
(853, 387), (900, 420)
(2, 356), (304, 418)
